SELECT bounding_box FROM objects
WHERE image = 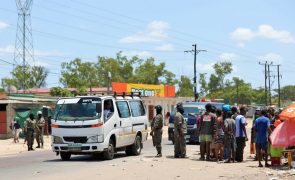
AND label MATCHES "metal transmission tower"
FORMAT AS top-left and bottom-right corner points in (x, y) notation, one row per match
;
(14, 0), (34, 92)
